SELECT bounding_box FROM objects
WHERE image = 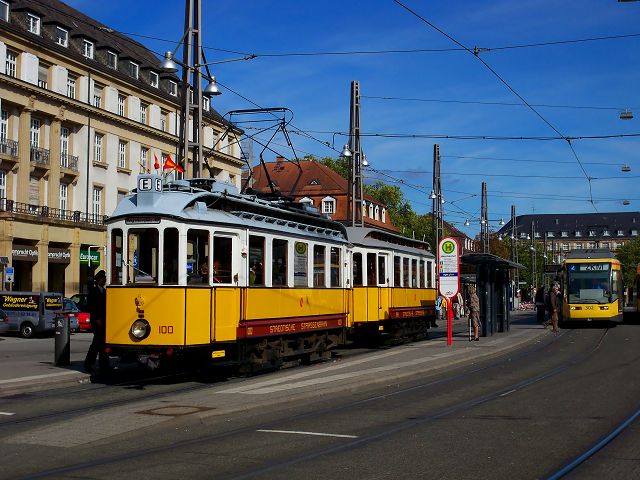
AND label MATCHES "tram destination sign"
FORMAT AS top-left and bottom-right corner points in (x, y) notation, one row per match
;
(438, 237), (460, 298)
